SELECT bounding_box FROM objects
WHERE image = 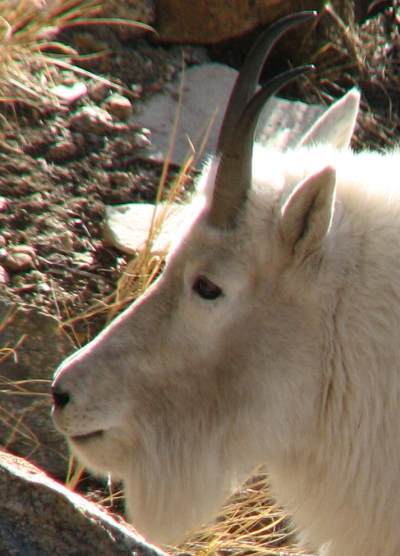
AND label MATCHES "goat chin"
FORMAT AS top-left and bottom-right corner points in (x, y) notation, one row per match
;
(52, 13), (400, 556)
